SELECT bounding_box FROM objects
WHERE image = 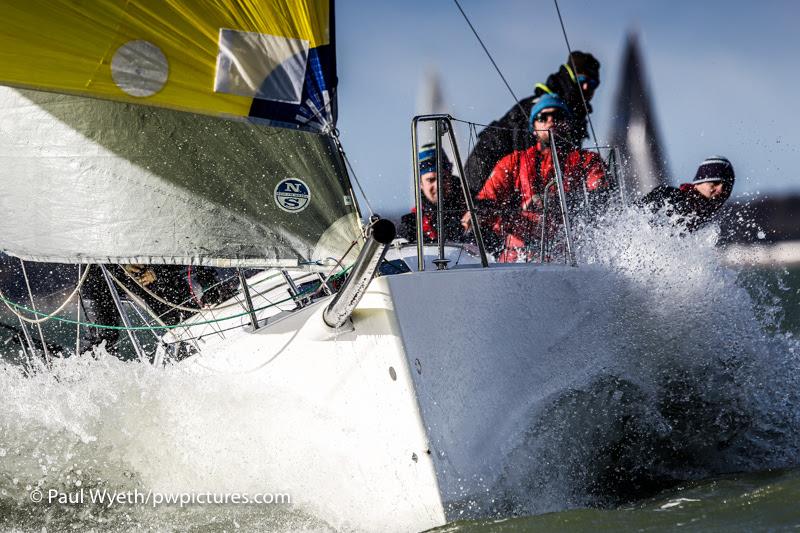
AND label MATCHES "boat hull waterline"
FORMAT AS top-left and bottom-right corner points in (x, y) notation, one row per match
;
(179, 262), (617, 531)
